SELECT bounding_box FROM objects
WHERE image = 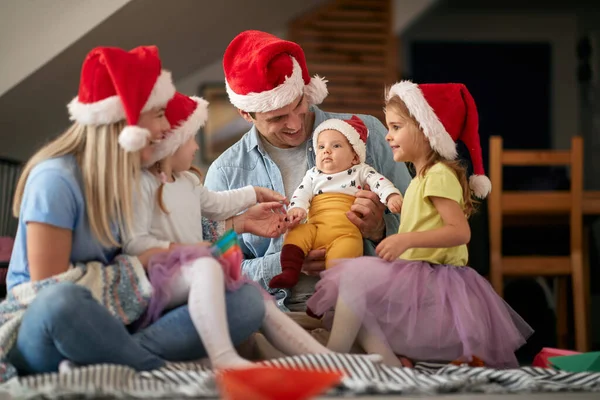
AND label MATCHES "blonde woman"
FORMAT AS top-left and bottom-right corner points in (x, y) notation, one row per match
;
(5, 46), (267, 375)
